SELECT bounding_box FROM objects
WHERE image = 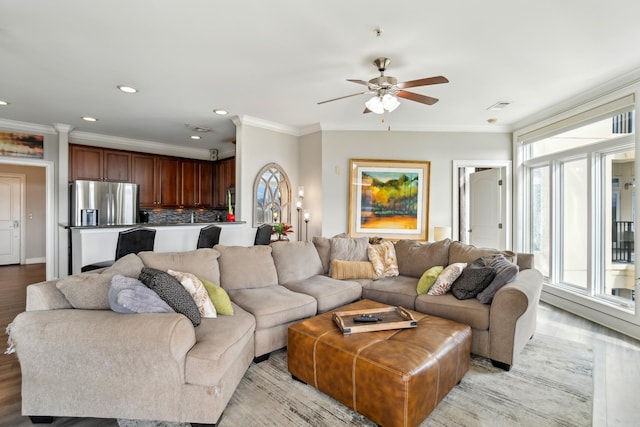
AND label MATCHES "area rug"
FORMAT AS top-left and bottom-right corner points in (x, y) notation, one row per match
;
(119, 333), (593, 427)
(219, 333), (592, 427)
